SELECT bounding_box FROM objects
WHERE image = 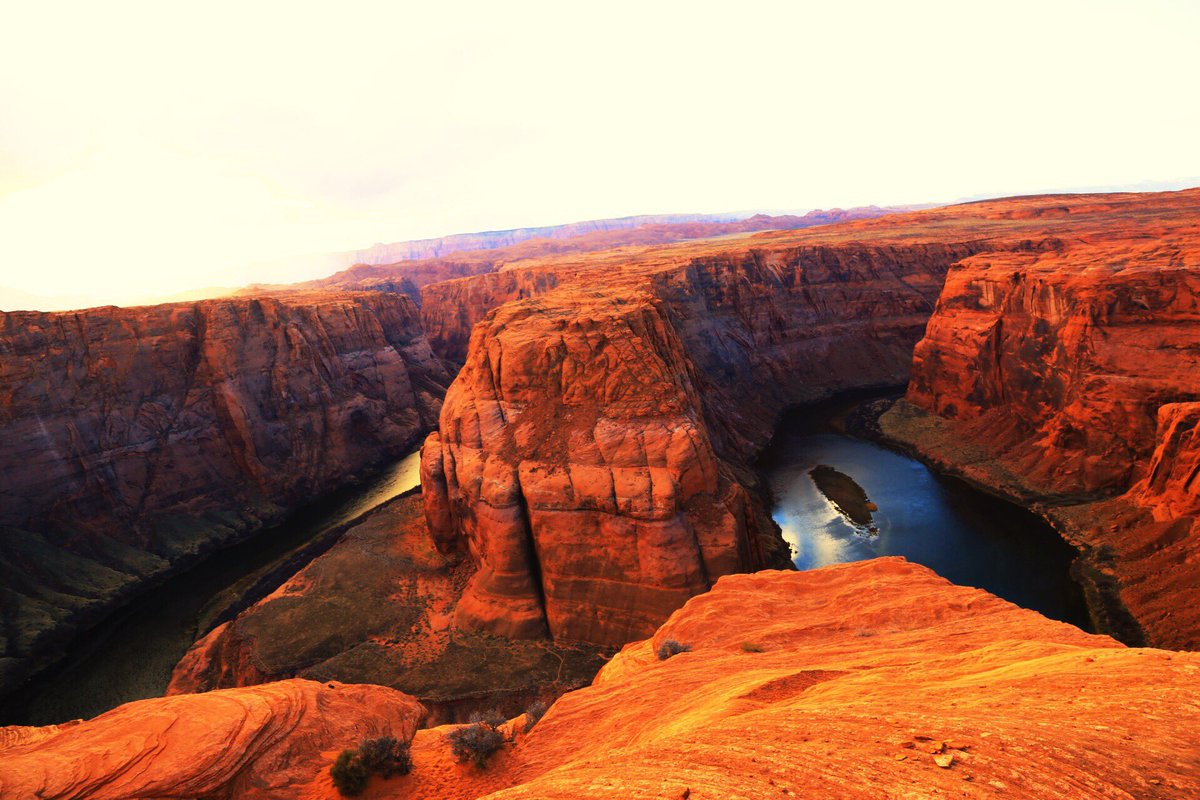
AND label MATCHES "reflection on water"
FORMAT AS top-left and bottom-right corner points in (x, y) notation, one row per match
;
(4, 450), (423, 725)
(760, 406), (1092, 630)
